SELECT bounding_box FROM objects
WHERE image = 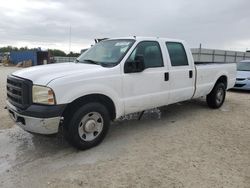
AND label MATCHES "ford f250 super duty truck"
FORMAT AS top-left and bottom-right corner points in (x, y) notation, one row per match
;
(6, 37), (236, 150)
